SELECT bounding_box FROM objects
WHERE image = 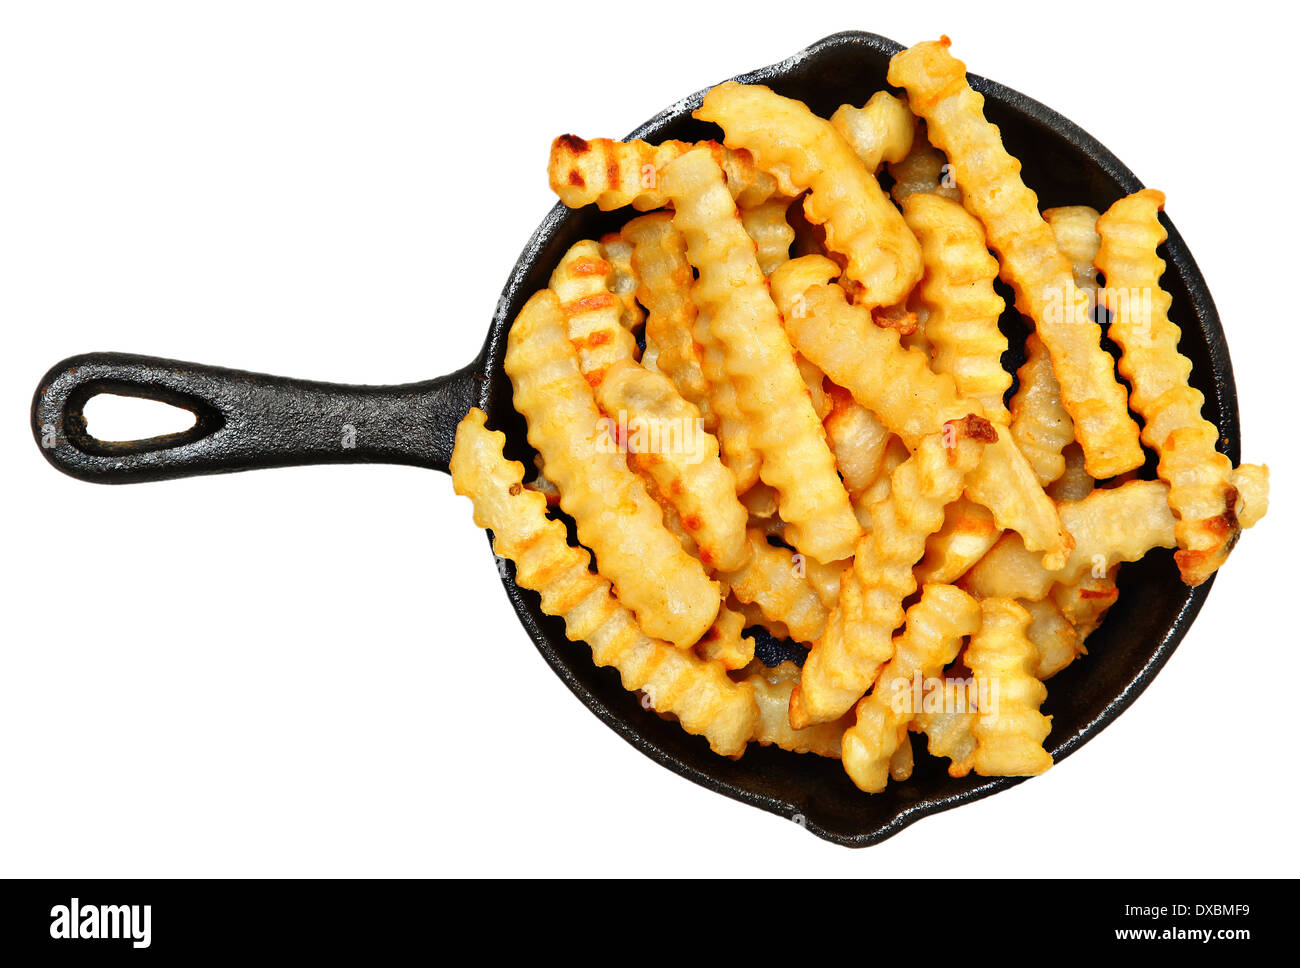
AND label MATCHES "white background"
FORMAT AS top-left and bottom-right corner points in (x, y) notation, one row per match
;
(2, 1), (1295, 877)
